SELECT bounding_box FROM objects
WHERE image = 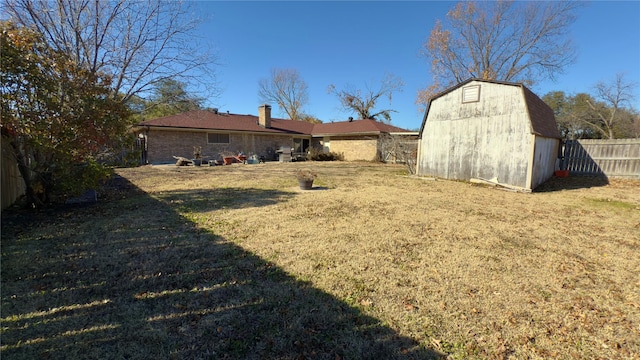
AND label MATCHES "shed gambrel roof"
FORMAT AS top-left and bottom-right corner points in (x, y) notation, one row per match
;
(136, 110), (415, 136)
(521, 86), (561, 138)
(420, 78), (561, 139)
